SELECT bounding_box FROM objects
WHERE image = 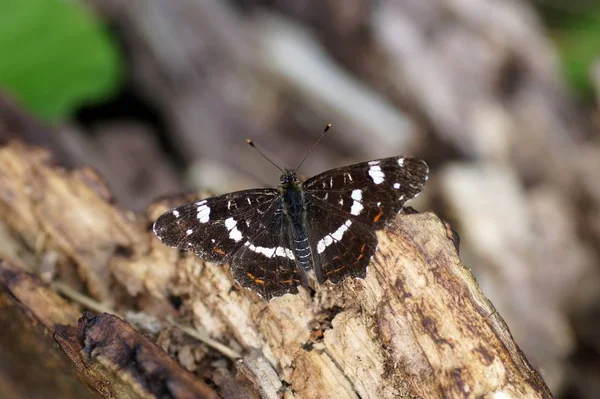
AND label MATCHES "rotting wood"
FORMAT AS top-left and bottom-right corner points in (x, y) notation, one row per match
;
(0, 263), (221, 399)
(0, 141), (552, 398)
